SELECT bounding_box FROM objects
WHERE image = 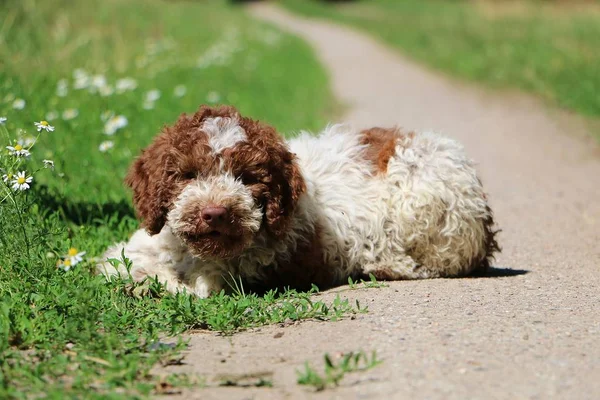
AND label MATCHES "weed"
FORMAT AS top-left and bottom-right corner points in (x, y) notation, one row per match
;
(297, 350), (383, 391)
(347, 273), (388, 289)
